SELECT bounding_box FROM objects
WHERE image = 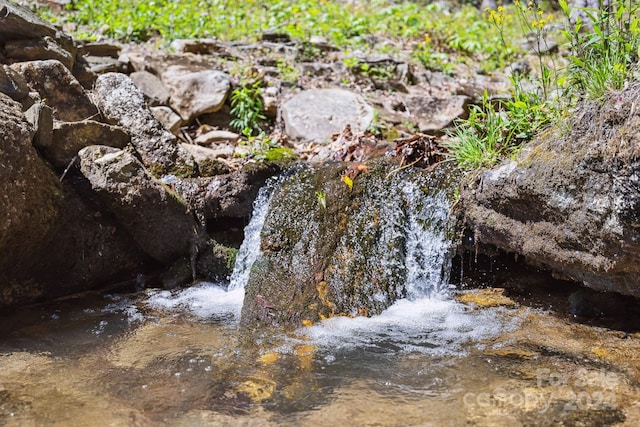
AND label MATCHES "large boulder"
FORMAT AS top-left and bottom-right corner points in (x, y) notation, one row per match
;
(93, 73), (197, 177)
(281, 88), (374, 142)
(463, 83), (640, 297)
(78, 145), (200, 263)
(0, 93), (144, 306)
(0, 92), (59, 275)
(240, 160), (457, 328)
